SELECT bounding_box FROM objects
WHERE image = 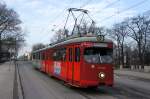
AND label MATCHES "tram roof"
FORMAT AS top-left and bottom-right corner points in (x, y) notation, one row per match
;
(32, 36), (112, 53)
